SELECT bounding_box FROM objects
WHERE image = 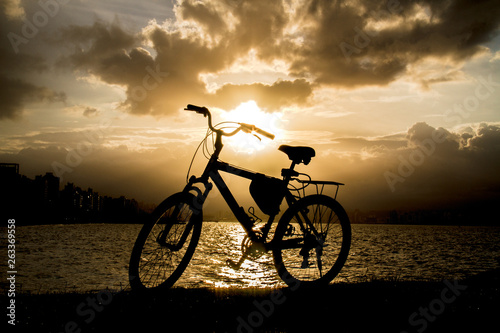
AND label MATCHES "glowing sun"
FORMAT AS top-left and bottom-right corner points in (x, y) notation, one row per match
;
(221, 101), (282, 153)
